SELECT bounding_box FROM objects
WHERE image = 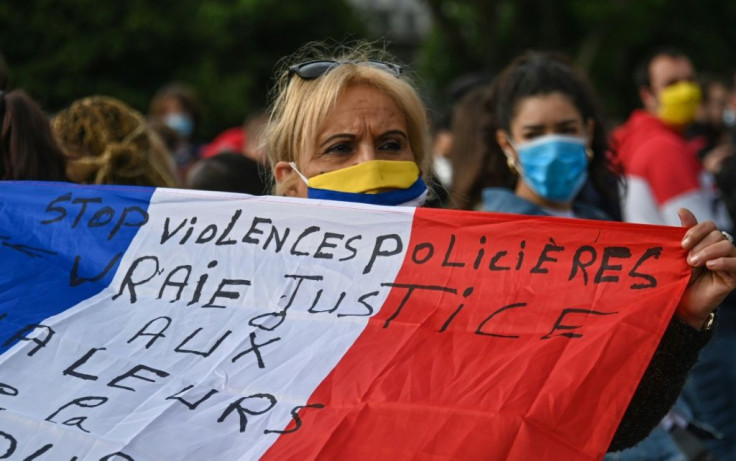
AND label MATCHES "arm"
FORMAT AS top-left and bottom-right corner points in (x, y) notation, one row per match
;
(609, 208), (736, 451)
(608, 317), (712, 451)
